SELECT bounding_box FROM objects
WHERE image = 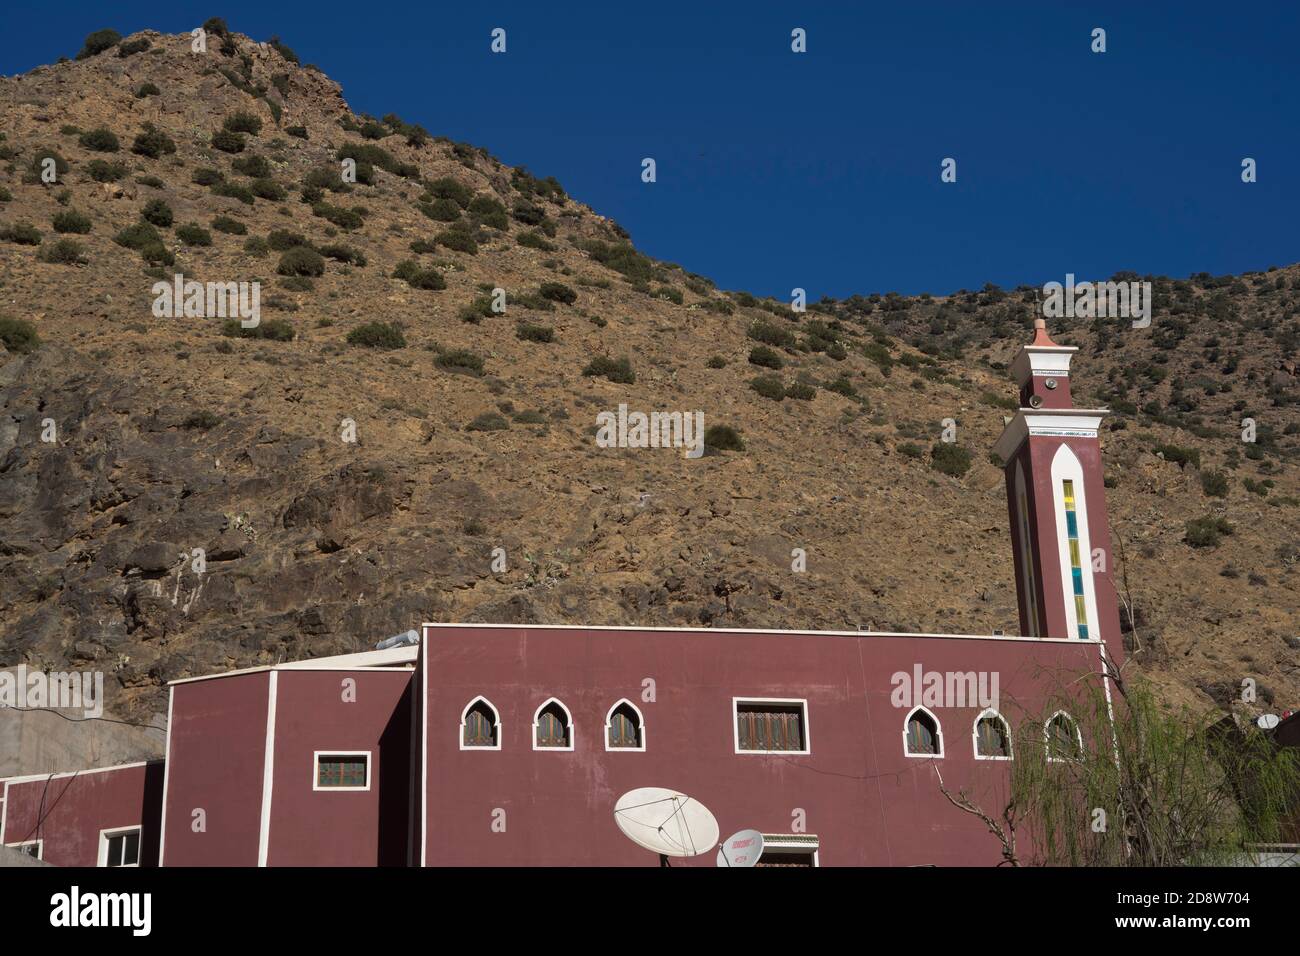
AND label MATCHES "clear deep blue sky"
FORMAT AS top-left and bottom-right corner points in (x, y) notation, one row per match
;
(3, 2), (1297, 298)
